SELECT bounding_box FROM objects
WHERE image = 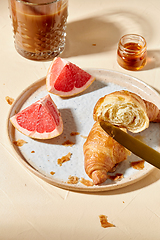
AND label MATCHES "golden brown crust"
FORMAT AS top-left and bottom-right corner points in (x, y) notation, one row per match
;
(143, 99), (160, 122)
(83, 122), (129, 185)
(153, 110), (160, 122)
(93, 90), (160, 133)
